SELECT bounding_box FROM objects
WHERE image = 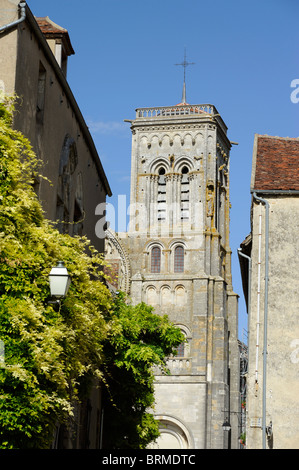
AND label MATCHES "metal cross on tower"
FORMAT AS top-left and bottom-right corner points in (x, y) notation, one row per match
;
(175, 48), (195, 104)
